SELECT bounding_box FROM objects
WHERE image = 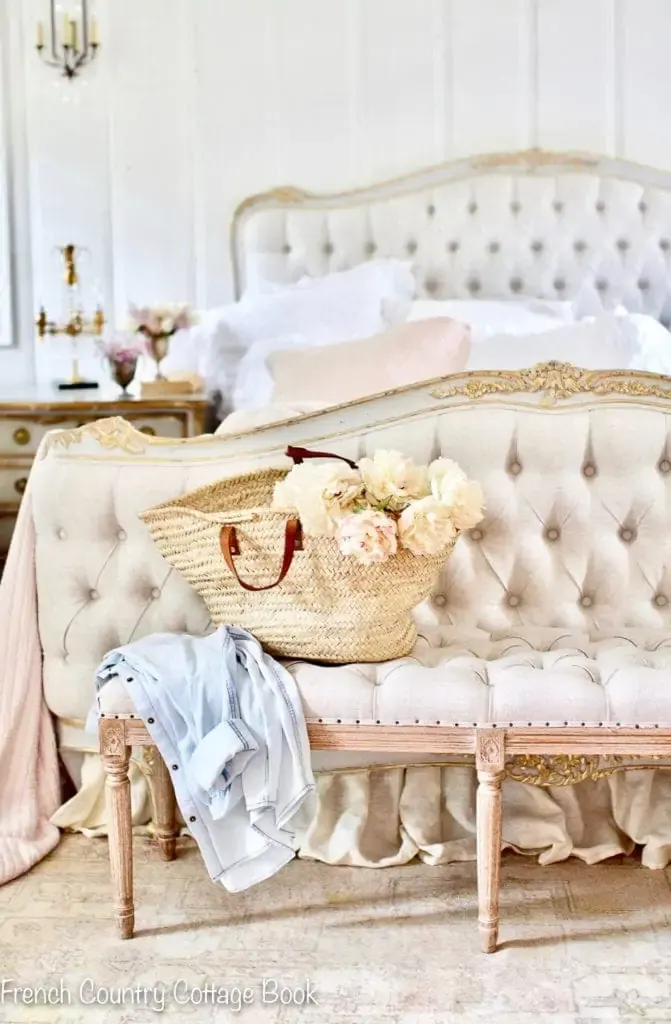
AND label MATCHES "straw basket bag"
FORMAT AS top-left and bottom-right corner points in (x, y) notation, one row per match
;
(139, 447), (452, 664)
